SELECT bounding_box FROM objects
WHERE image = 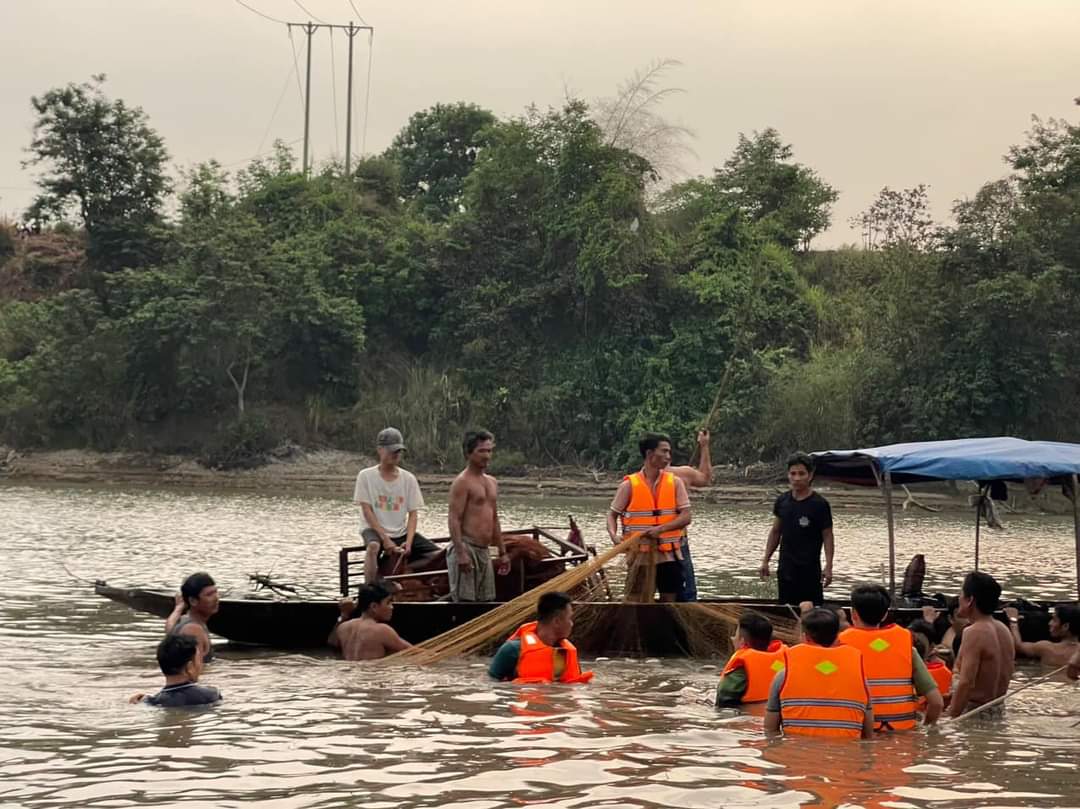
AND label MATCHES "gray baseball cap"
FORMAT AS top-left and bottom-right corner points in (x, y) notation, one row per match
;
(376, 427), (406, 452)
